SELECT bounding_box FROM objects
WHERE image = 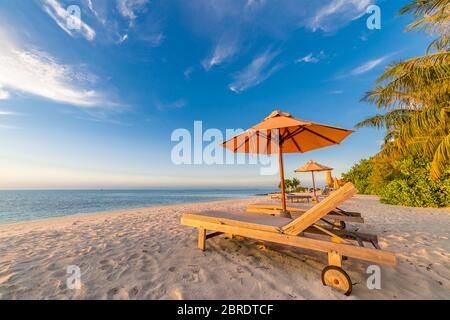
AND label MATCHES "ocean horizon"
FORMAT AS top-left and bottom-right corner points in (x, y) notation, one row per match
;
(0, 188), (274, 224)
